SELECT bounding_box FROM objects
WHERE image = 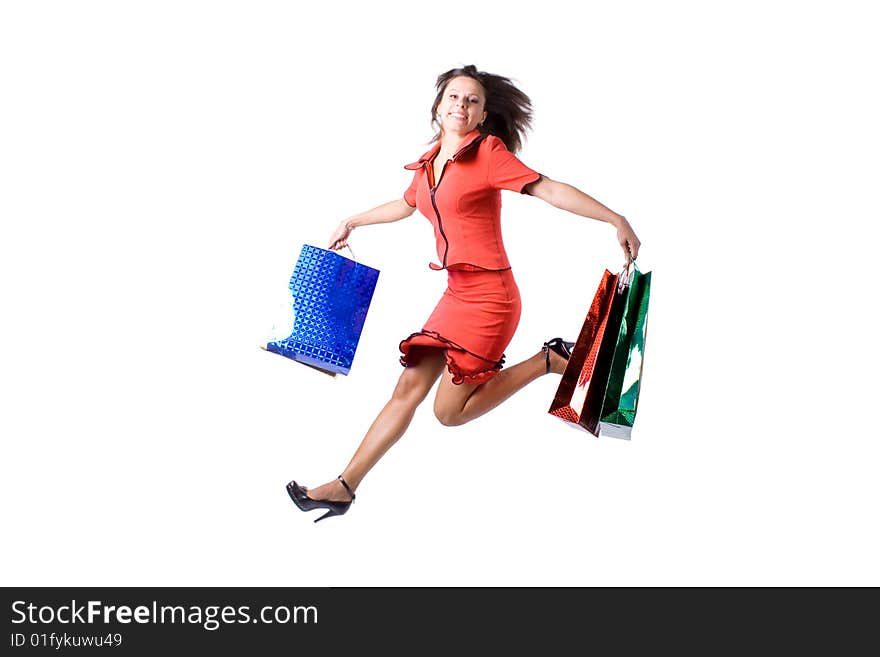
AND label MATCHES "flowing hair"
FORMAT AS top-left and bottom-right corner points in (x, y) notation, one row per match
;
(430, 64), (533, 154)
